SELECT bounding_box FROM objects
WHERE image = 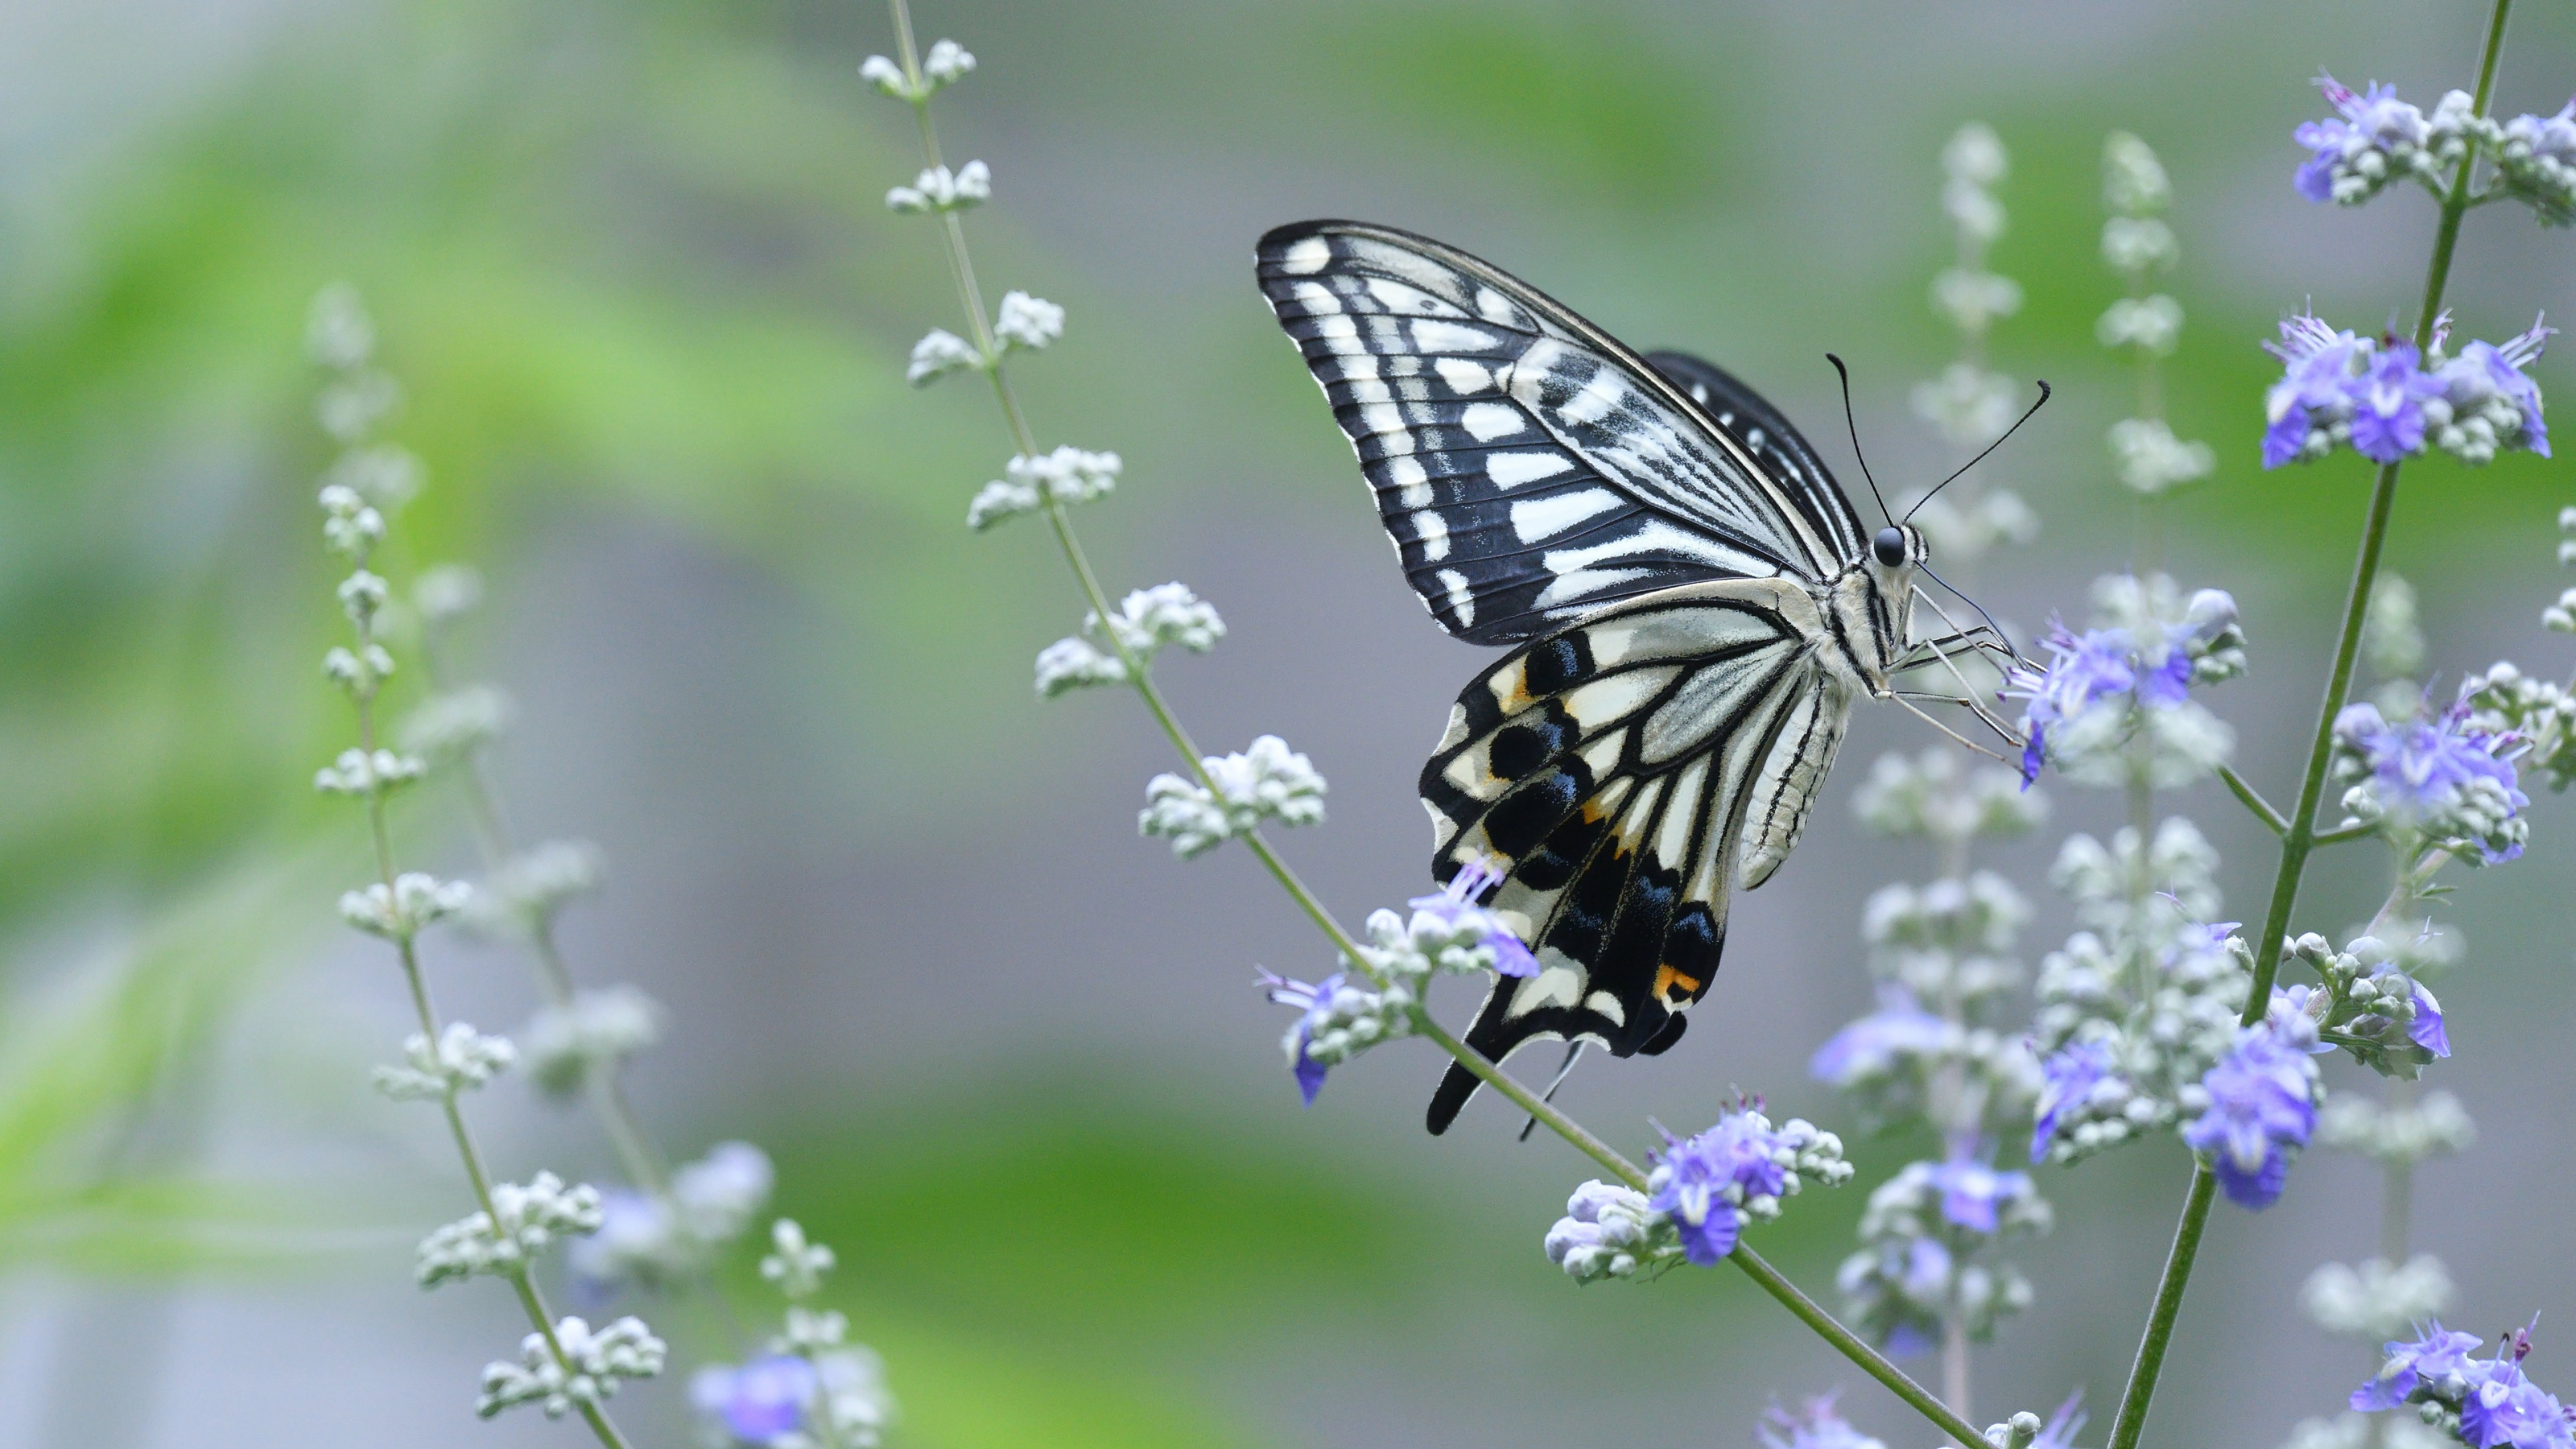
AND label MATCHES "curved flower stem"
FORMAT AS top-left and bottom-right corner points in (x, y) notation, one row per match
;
(2215, 765), (2288, 836)
(877, 2), (1988, 1439)
(2104, 8), (2510, 1447)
